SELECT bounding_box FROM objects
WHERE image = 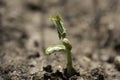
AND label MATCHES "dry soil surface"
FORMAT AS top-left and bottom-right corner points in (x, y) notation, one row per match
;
(0, 0), (120, 80)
